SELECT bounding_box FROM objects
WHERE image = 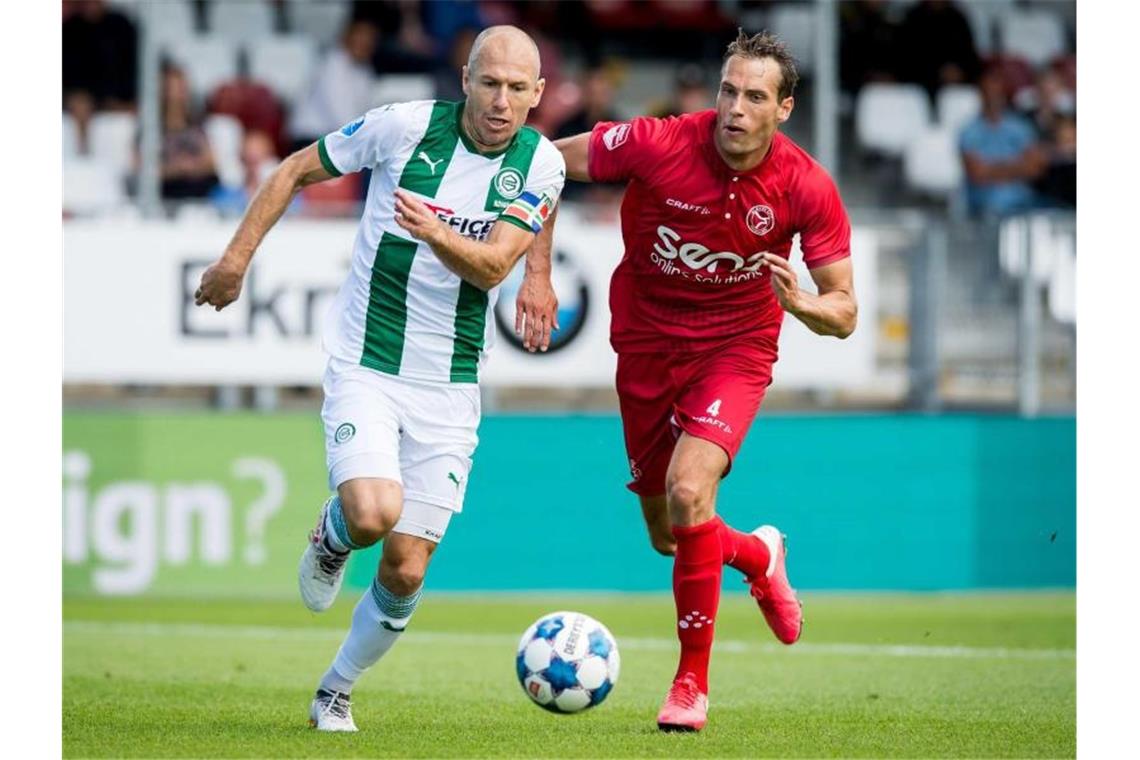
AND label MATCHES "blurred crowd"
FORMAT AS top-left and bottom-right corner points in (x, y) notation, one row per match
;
(62, 0), (1075, 220)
